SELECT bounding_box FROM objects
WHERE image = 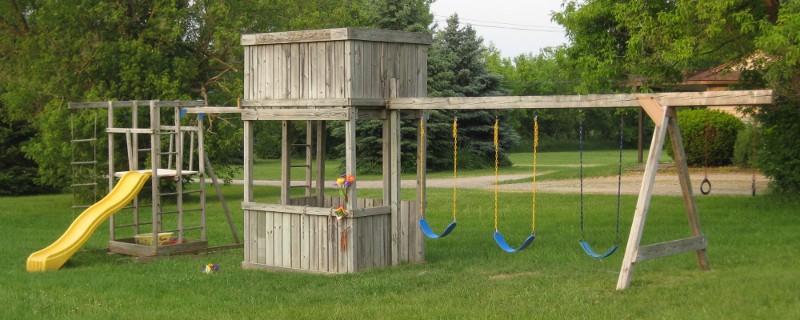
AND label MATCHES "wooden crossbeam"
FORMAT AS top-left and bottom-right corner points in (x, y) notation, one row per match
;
(183, 107), (242, 114)
(387, 90), (772, 110)
(635, 236), (708, 263)
(154, 101), (205, 108)
(637, 97), (664, 126)
(69, 101), (156, 109)
(241, 108), (350, 121)
(241, 98), (385, 107)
